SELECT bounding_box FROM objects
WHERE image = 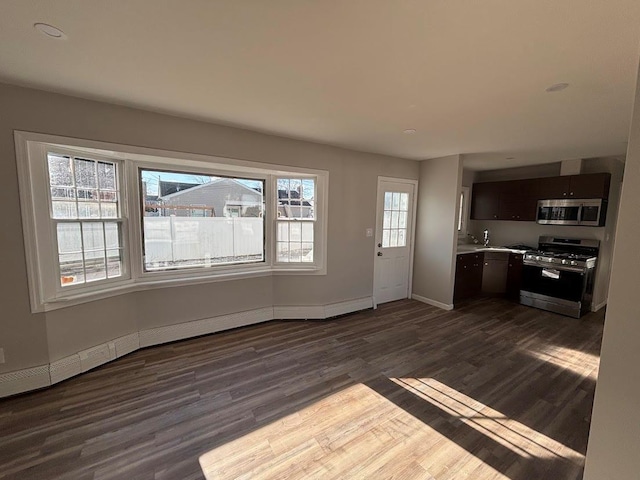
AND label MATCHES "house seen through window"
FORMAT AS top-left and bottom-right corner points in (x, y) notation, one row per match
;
(141, 169), (265, 272)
